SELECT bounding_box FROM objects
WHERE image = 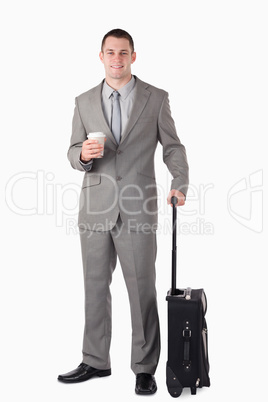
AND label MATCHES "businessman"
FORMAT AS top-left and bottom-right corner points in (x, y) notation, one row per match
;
(58, 29), (189, 395)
